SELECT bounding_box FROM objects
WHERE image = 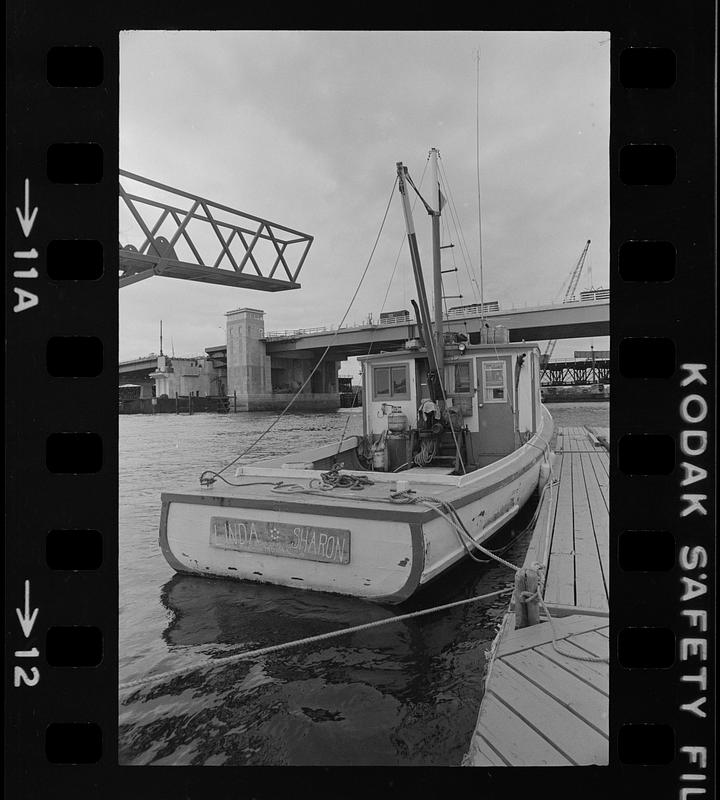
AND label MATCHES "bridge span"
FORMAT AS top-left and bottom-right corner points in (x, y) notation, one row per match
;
(119, 299), (608, 410)
(263, 298), (608, 359)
